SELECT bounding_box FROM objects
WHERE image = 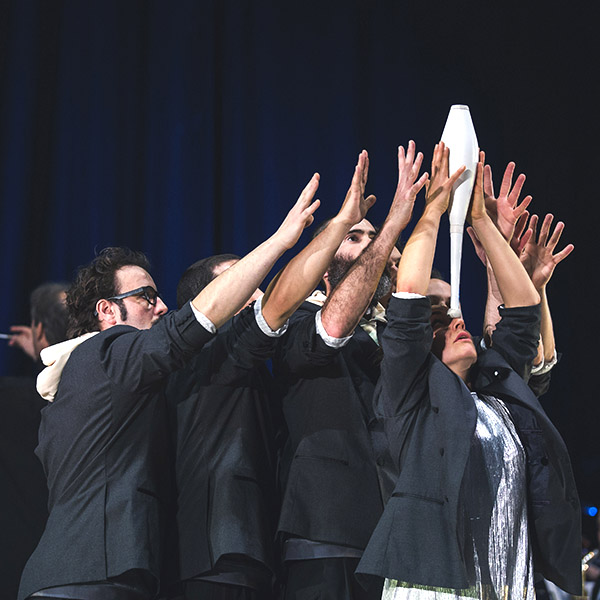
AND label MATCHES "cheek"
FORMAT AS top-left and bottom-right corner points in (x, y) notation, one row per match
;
(431, 332), (446, 359)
